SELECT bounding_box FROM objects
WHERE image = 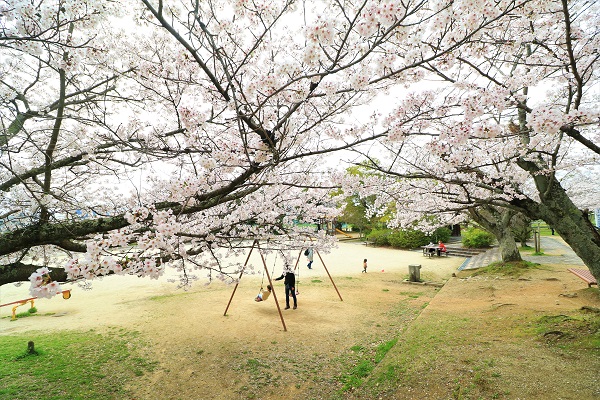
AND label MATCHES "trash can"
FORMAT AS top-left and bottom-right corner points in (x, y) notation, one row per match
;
(408, 264), (421, 282)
